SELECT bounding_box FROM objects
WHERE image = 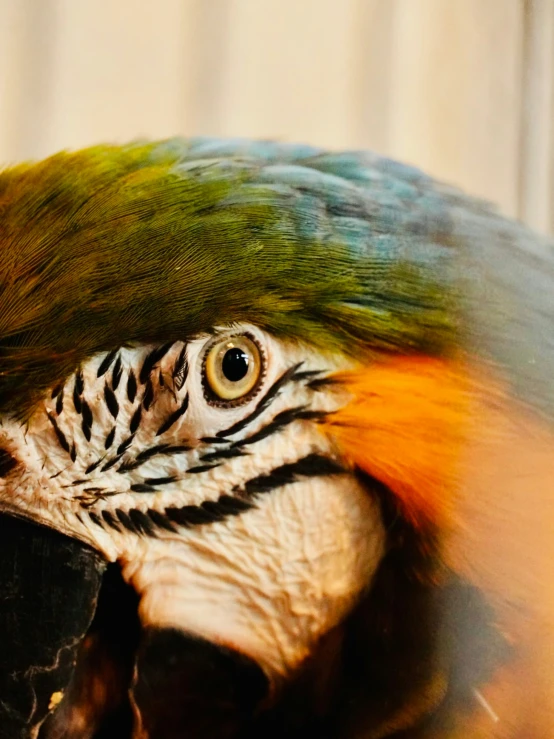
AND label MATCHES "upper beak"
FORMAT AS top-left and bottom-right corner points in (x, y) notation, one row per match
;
(0, 512), (104, 739)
